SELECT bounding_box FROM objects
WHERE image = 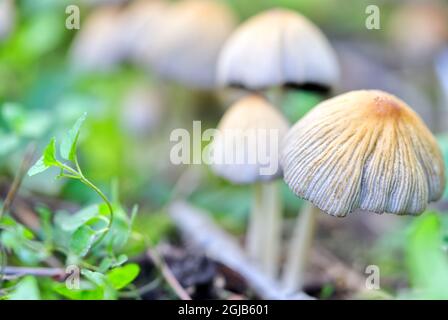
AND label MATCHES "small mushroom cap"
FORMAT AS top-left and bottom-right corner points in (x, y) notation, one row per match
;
(217, 8), (339, 91)
(282, 90), (446, 217)
(210, 95), (289, 184)
(146, 0), (236, 89)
